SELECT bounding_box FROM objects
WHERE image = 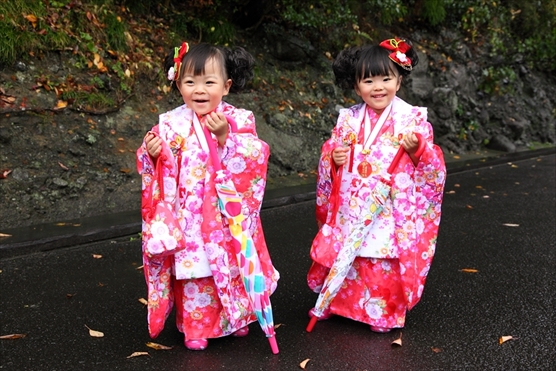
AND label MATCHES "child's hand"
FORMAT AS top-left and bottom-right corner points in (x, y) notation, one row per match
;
(401, 132), (422, 165)
(332, 146), (350, 166)
(204, 112), (229, 146)
(401, 132), (419, 155)
(145, 132), (162, 158)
